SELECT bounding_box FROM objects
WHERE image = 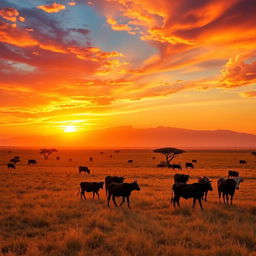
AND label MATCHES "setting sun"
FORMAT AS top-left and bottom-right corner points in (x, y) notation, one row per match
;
(64, 126), (76, 133)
